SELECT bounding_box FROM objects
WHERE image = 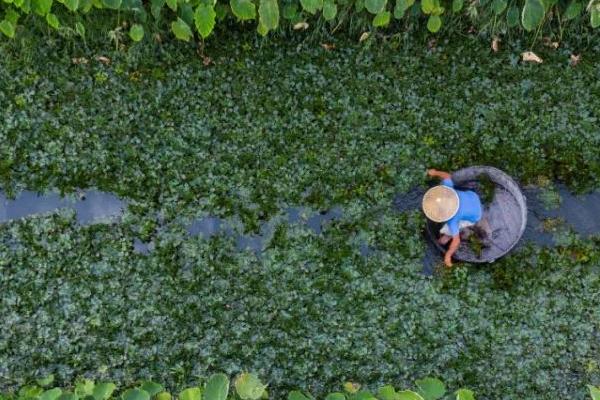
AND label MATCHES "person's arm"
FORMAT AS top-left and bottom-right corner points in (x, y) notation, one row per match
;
(444, 235), (461, 267)
(427, 168), (452, 181)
